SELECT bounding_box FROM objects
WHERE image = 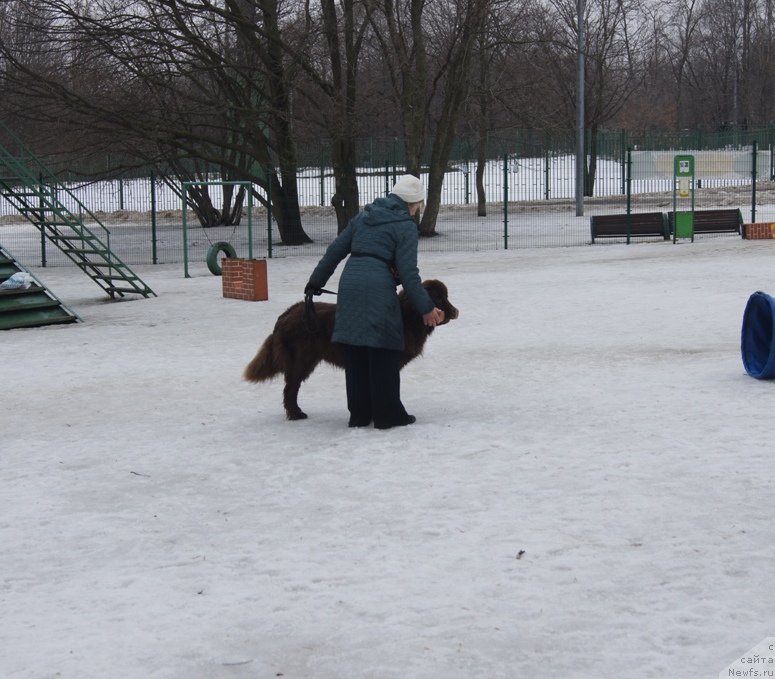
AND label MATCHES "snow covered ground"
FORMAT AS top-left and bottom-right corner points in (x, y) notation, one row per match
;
(3, 238), (775, 678)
